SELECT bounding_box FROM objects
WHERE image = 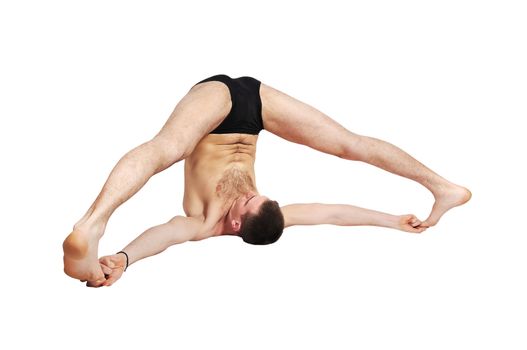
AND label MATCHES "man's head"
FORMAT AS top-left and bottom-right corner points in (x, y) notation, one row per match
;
(228, 192), (284, 245)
